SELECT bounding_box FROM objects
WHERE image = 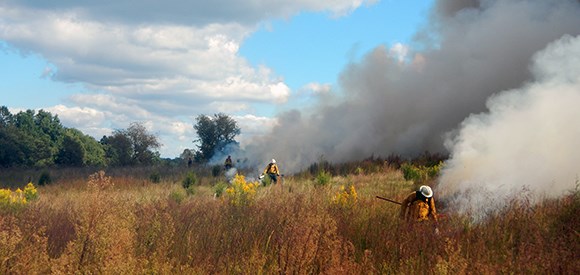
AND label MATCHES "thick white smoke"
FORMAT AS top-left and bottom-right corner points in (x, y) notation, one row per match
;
(438, 34), (580, 218)
(240, 0), (580, 174)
